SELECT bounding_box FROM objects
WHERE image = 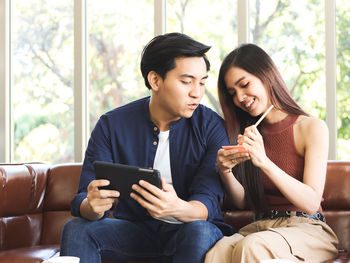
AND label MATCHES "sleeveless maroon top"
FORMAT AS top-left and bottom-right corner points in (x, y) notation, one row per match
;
(259, 114), (323, 212)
